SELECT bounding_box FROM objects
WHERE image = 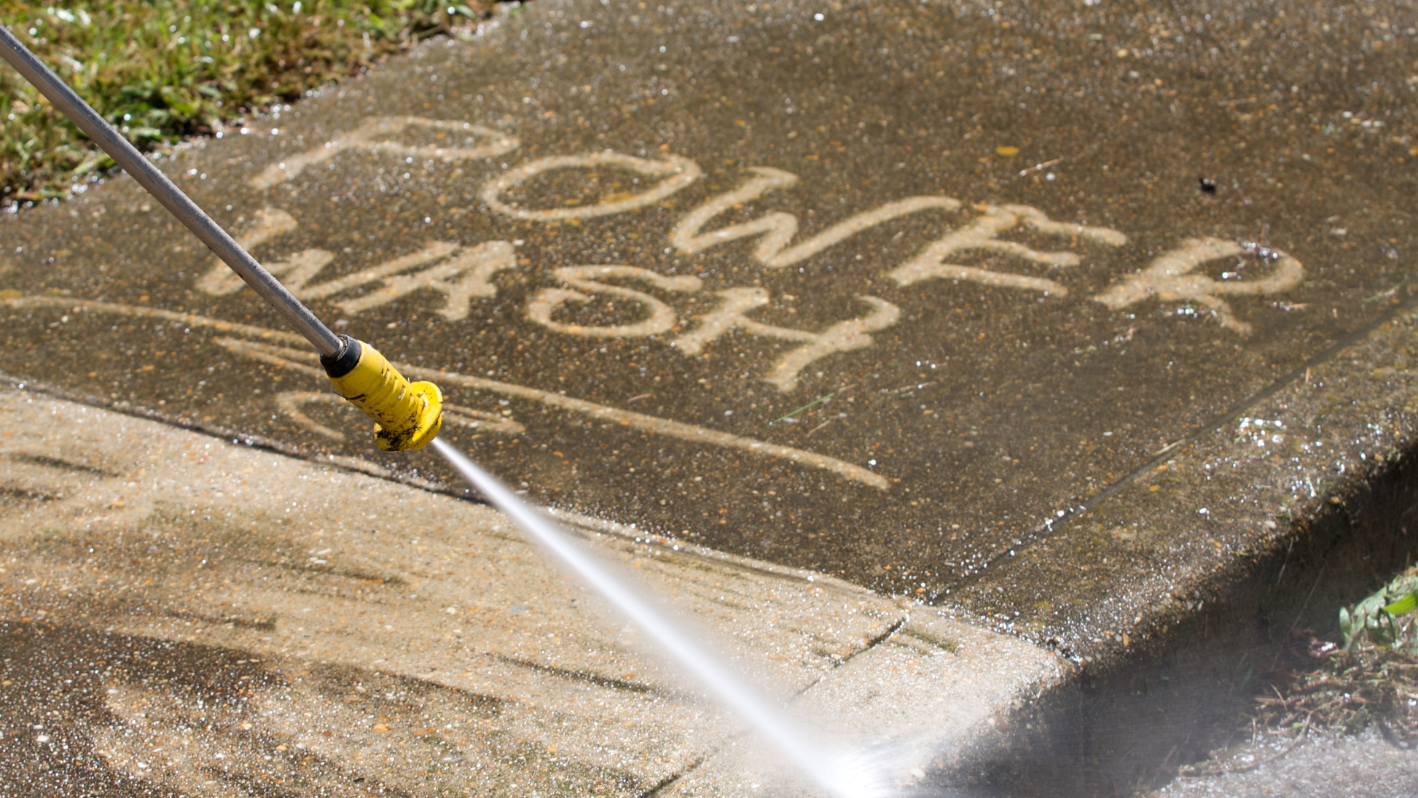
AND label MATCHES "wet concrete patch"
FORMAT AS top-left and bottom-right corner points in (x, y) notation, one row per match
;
(957, 304), (1418, 659)
(932, 393), (1418, 795)
(3, 0), (1417, 610)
